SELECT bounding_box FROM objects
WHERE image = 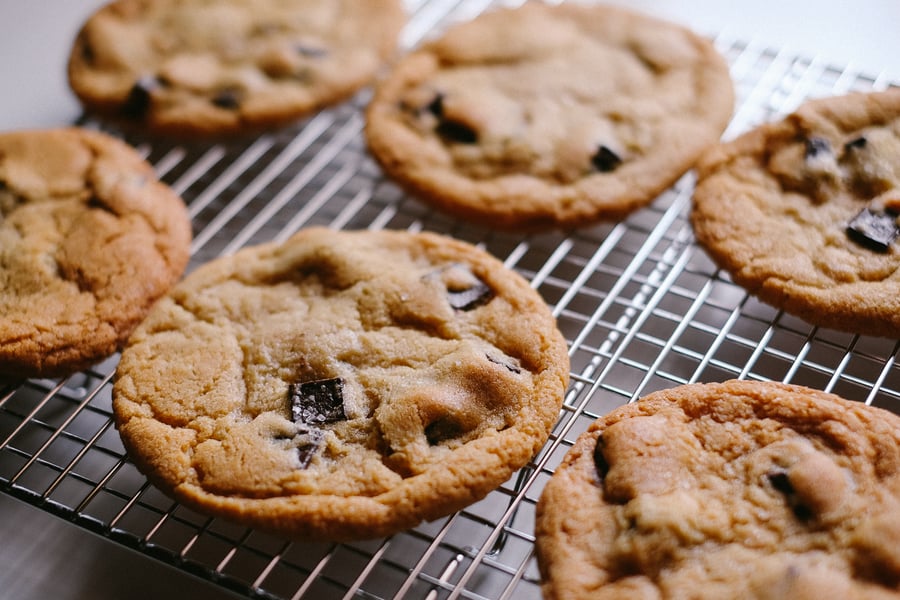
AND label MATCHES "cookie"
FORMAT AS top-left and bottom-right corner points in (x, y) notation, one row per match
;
(68, 0), (406, 137)
(0, 128), (191, 379)
(692, 89), (900, 337)
(364, 2), (734, 231)
(535, 380), (900, 600)
(112, 227), (569, 540)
